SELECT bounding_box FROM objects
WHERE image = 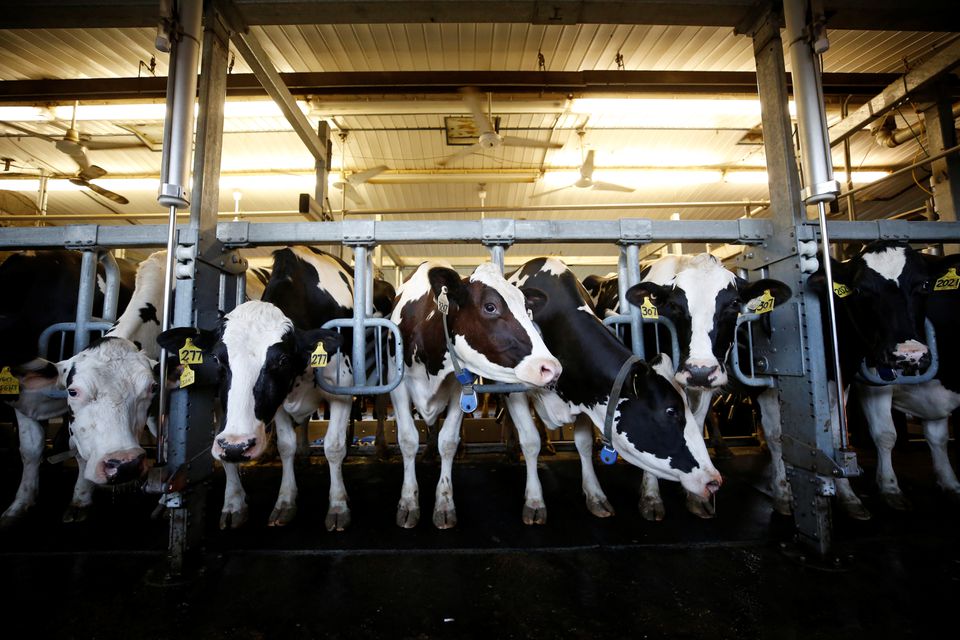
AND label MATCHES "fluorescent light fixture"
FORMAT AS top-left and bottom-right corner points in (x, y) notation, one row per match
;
(568, 98), (796, 127)
(0, 99), (309, 123)
(724, 170), (888, 184)
(543, 169), (724, 188)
